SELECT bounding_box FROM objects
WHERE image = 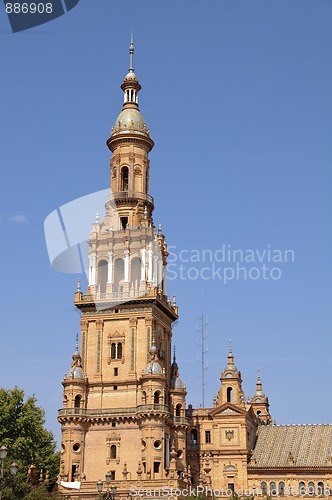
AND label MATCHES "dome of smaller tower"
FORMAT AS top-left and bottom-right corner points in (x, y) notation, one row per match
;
(70, 366), (85, 379)
(173, 376), (185, 389)
(112, 108), (147, 135)
(145, 361), (163, 375)
(124, 71), (139, 82)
